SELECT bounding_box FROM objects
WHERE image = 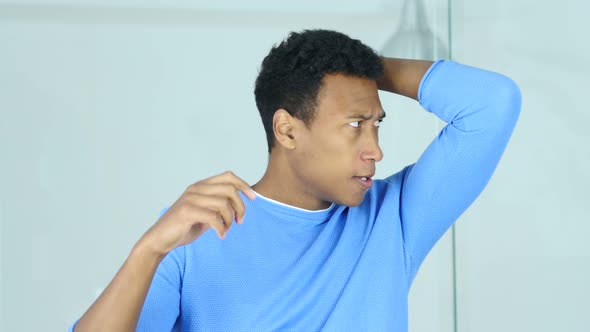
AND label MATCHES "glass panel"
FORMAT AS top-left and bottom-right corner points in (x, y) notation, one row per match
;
(452, 0), (590, 331)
